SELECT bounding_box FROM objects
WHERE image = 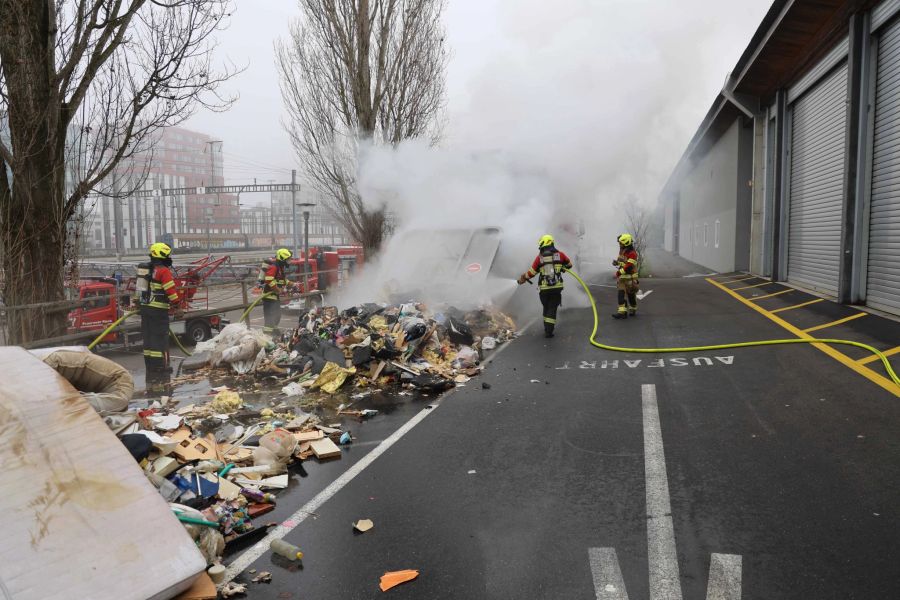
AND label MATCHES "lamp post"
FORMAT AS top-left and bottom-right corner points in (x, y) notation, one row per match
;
(296, 202), (316, 295)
